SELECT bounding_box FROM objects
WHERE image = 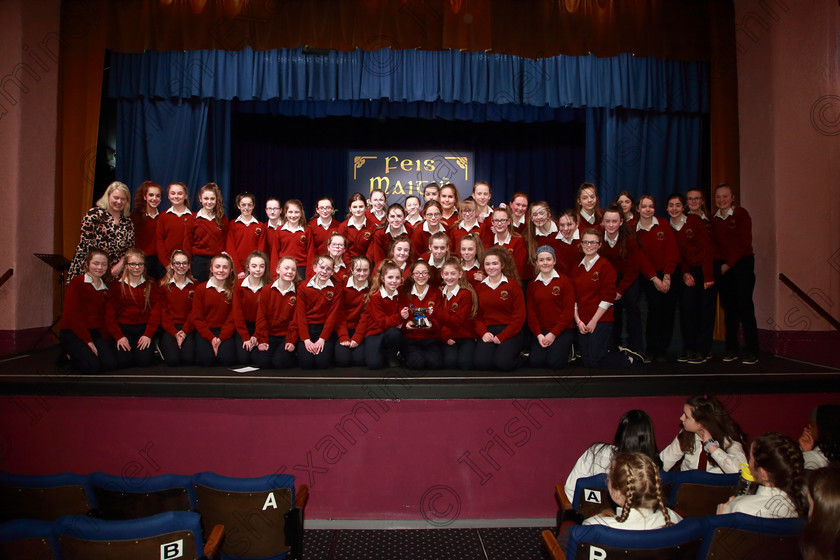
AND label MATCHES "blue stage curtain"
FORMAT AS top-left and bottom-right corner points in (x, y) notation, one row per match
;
(109, 48), (708, 113)
(110, 47), (708, 211)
